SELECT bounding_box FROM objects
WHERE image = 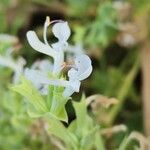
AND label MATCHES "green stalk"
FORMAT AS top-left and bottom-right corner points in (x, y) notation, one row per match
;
(108, 55), (140, 125)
